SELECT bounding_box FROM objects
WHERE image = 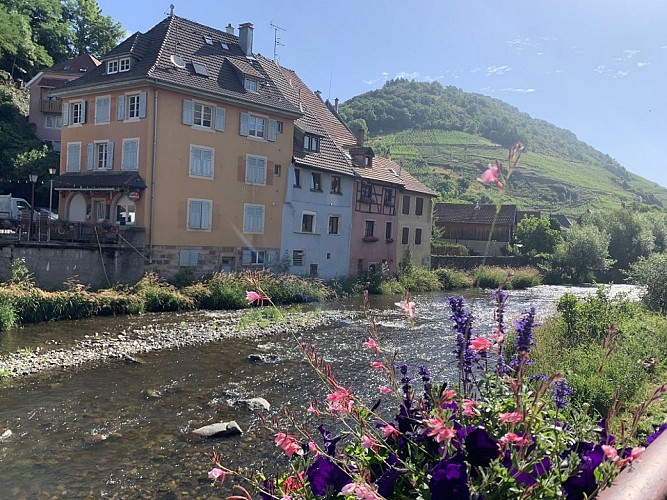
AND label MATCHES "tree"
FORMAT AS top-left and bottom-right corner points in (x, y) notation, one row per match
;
(549, 224), (613, 284)
(591, 207), (655, 271)
(64, 0), (124, 58)
(512, 216), (562, 256)
(629, 253), (667, 313)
